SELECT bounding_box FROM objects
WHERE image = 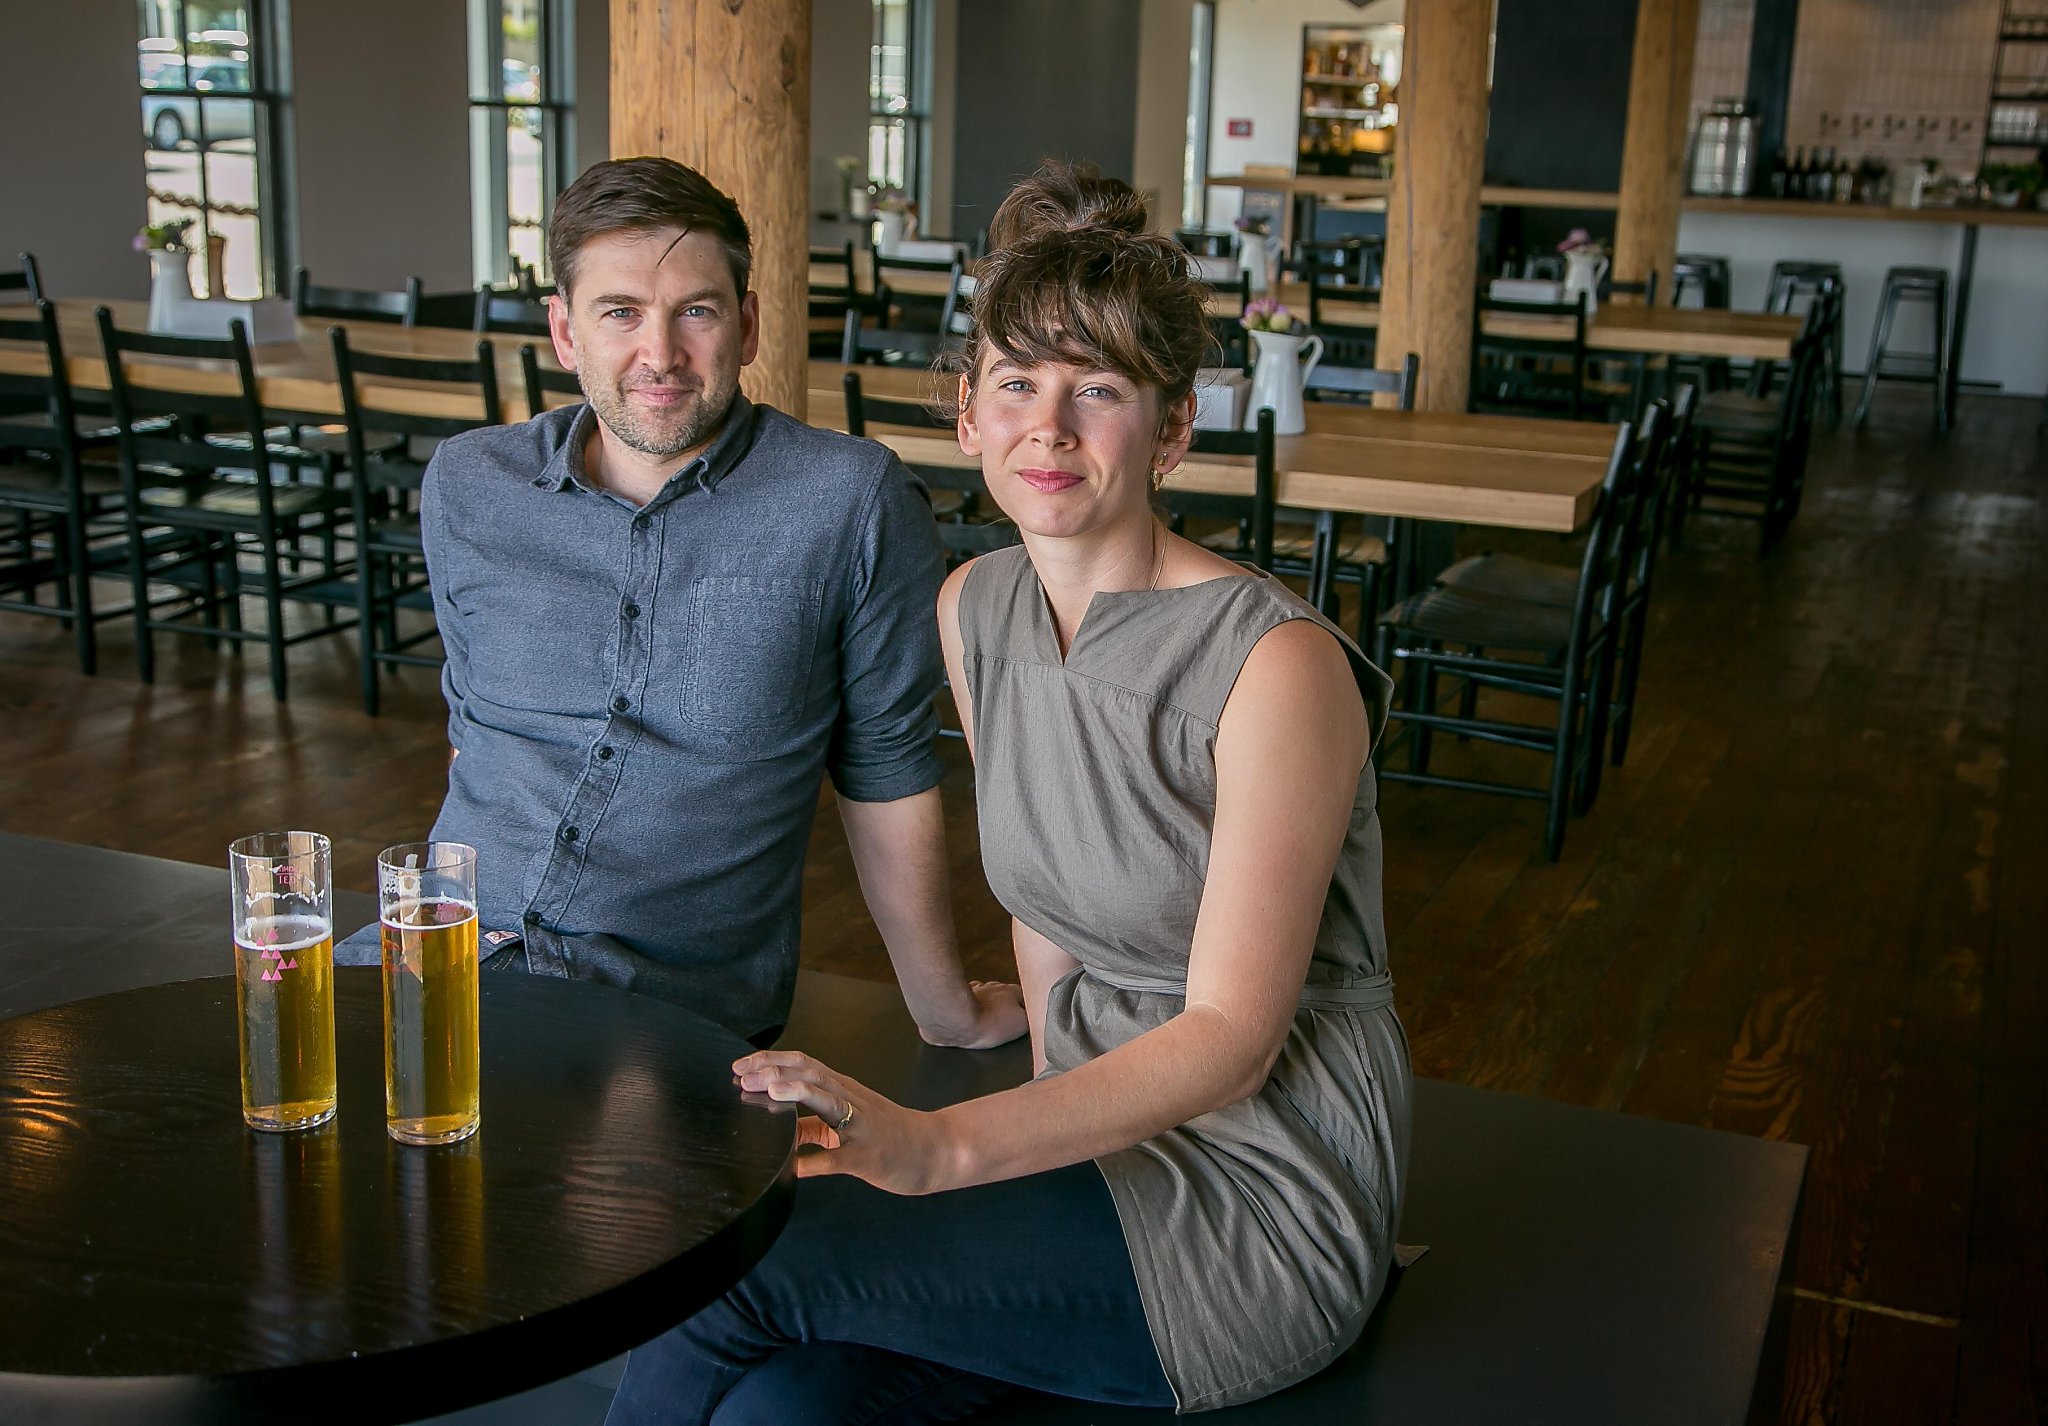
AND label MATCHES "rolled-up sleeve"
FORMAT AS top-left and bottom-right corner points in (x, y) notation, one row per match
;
(827, 454), (946, 802)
